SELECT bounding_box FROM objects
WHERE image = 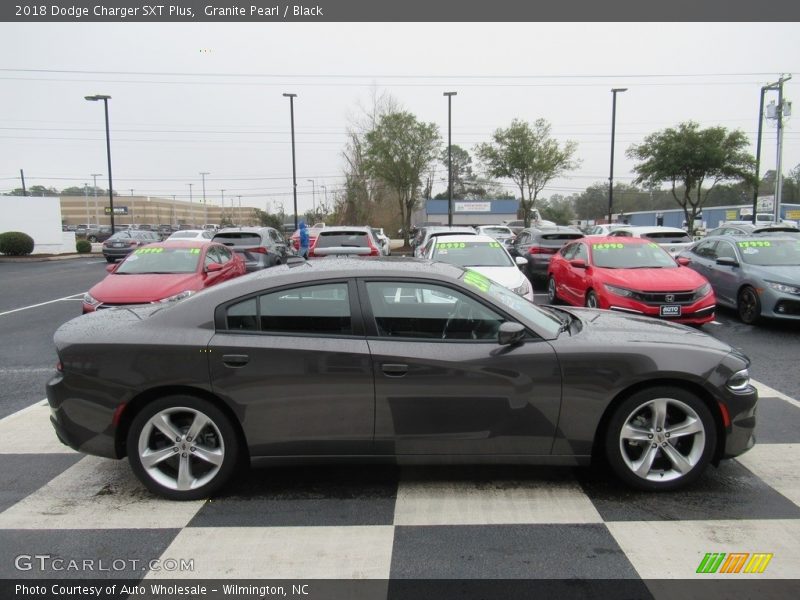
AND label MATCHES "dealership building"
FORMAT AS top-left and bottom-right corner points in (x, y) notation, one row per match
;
(413, 199), (520, 226)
